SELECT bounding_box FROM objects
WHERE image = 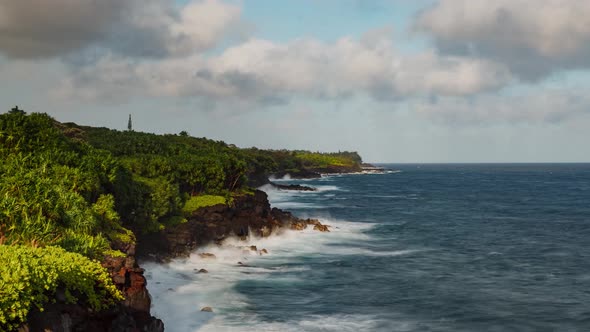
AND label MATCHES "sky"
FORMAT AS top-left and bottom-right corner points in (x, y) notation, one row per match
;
(1, 0), (590, 162)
